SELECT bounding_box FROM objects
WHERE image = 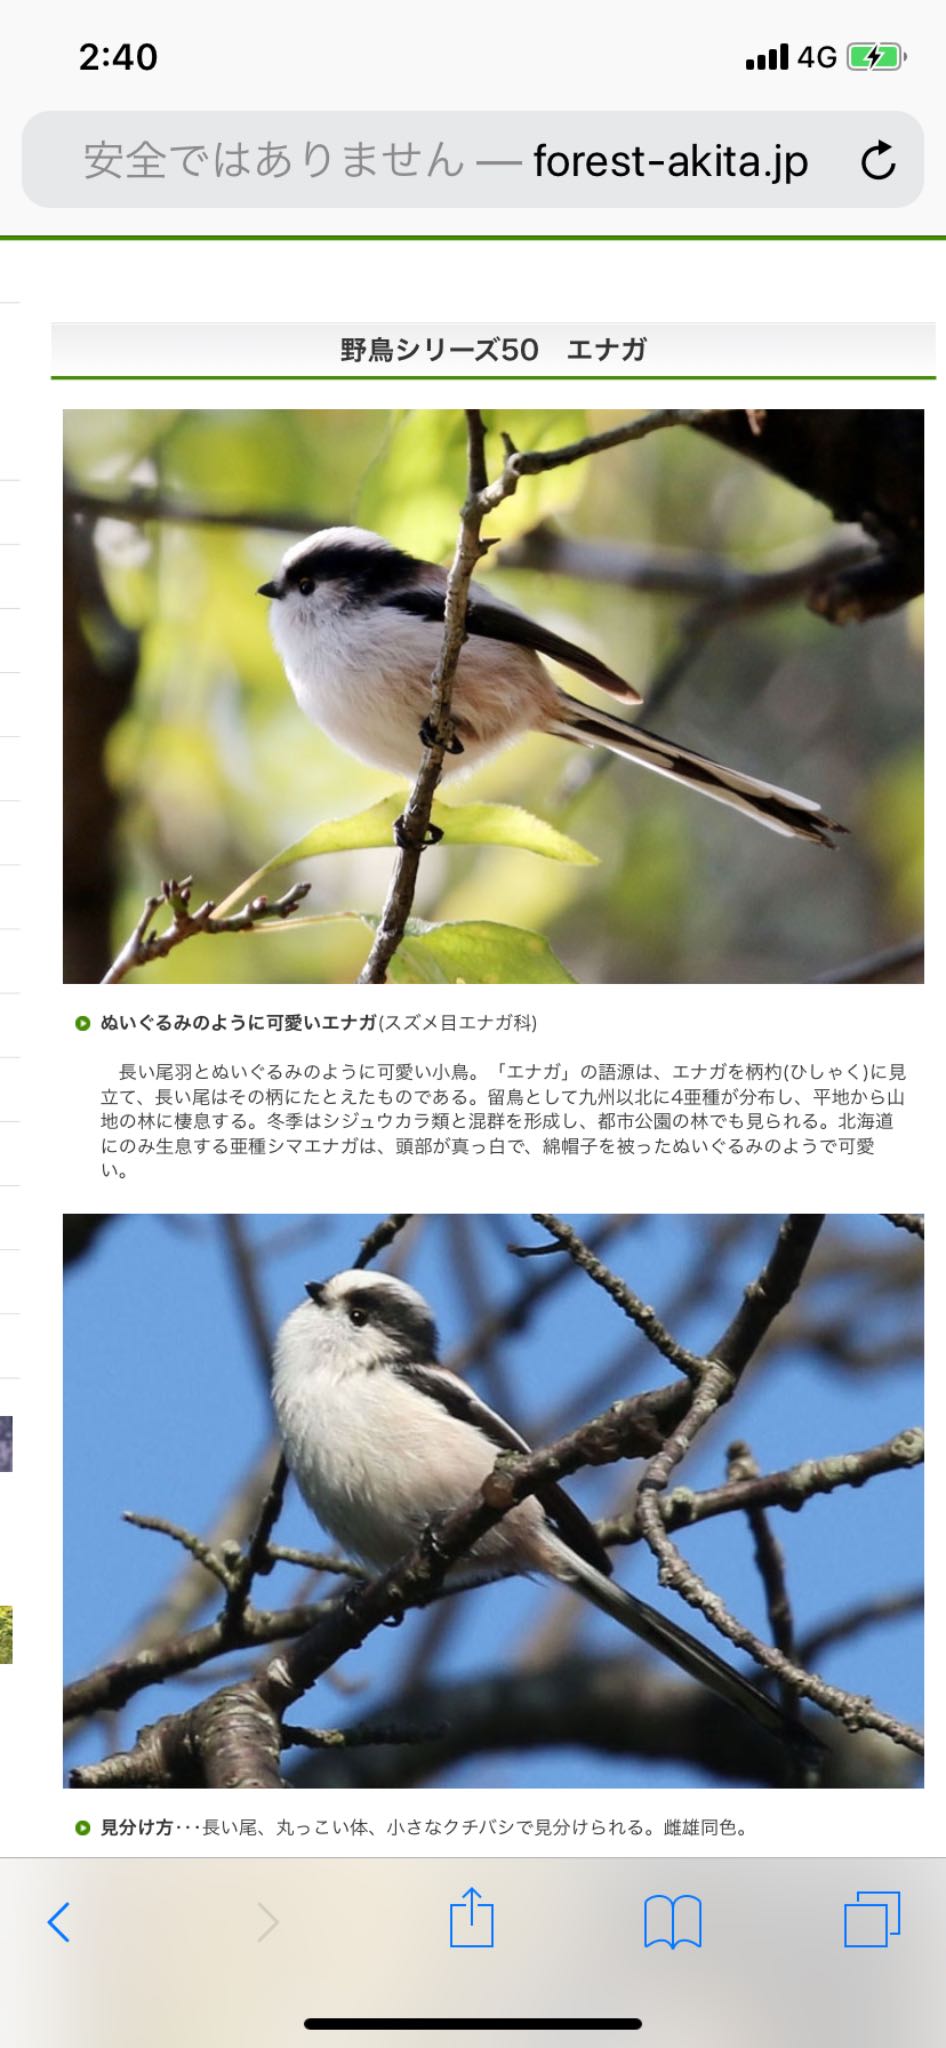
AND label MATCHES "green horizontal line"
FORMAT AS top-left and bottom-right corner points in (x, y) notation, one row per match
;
(52, 373), (935, 383)
(5, 232), (945, 243)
